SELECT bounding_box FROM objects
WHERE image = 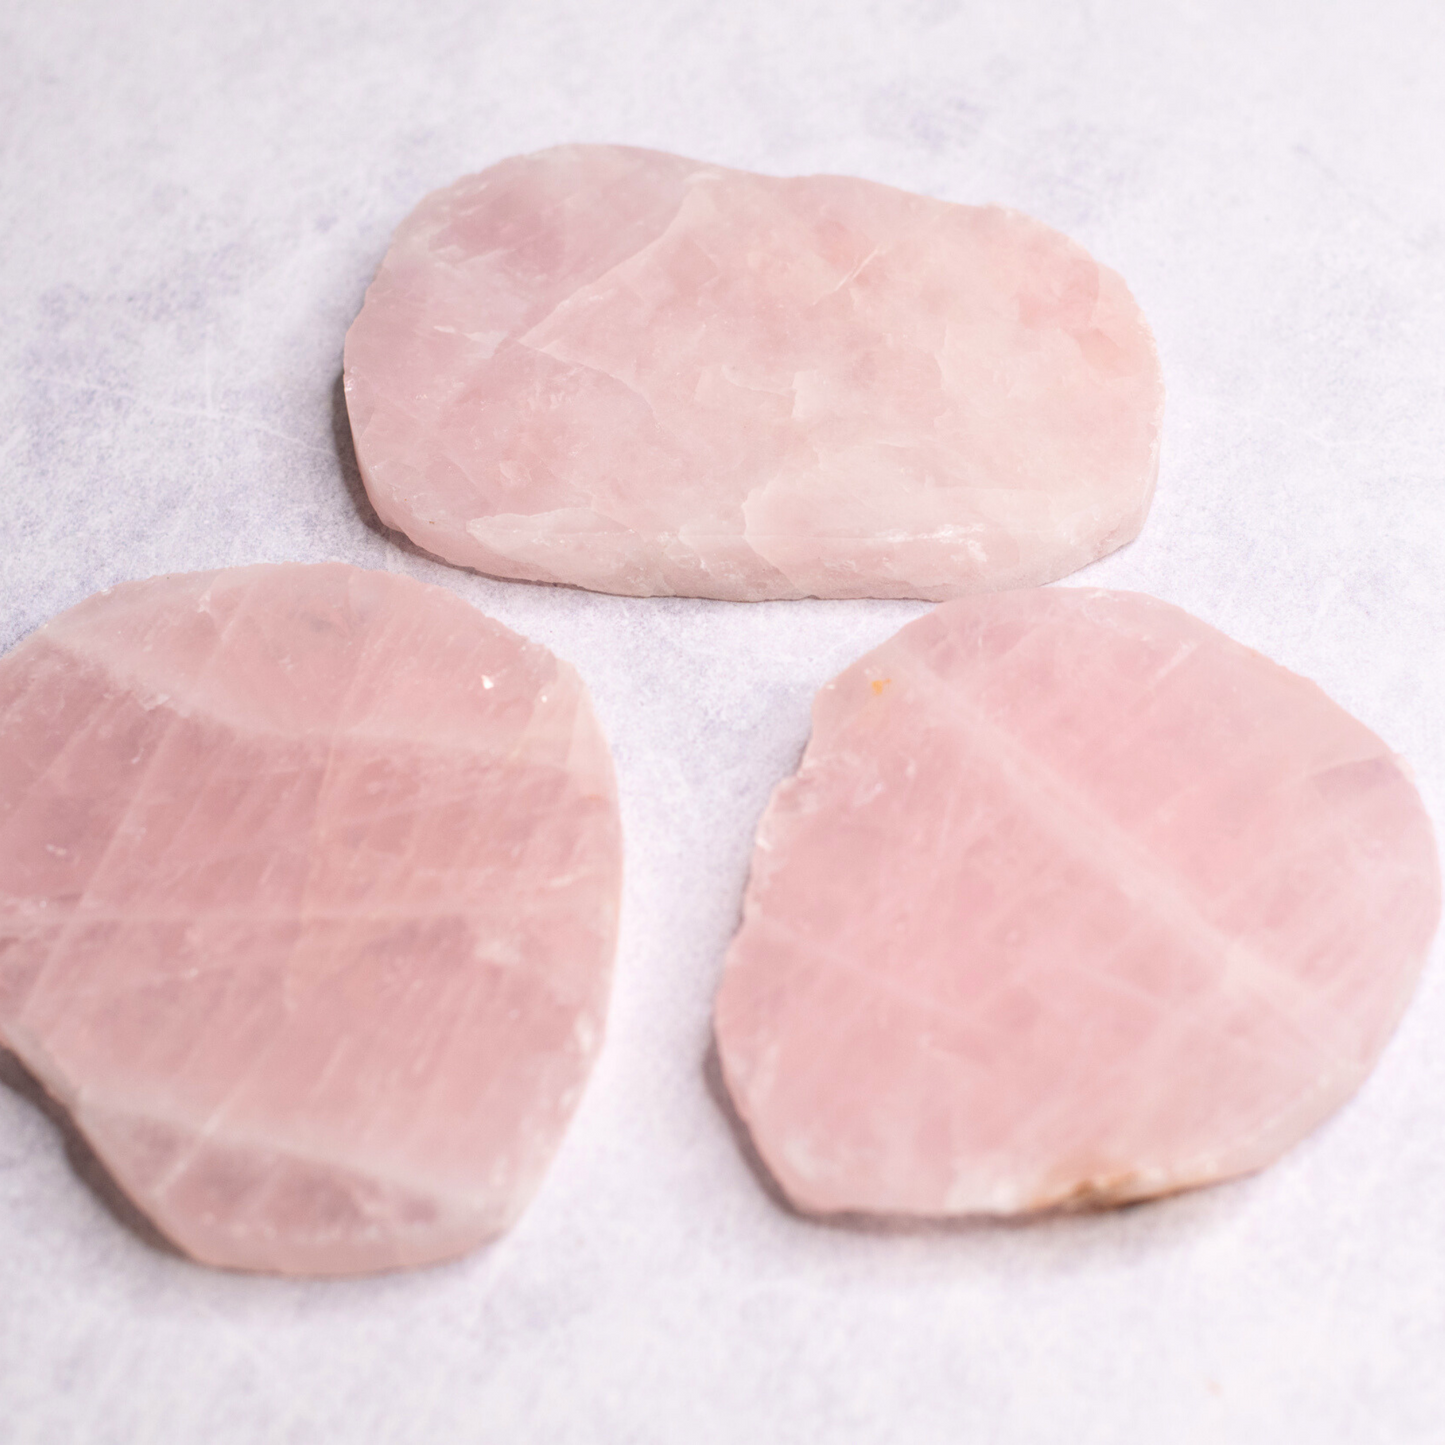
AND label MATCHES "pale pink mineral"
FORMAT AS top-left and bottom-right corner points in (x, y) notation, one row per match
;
(0, 563), (622, 1274)
(344, 144), (1164, 601)
(714, 588), (1440, 1217)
